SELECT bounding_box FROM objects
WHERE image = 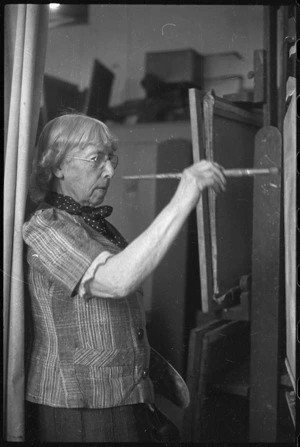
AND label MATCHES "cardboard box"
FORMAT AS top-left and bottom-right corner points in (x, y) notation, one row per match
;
(145, 49), (203, 87)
